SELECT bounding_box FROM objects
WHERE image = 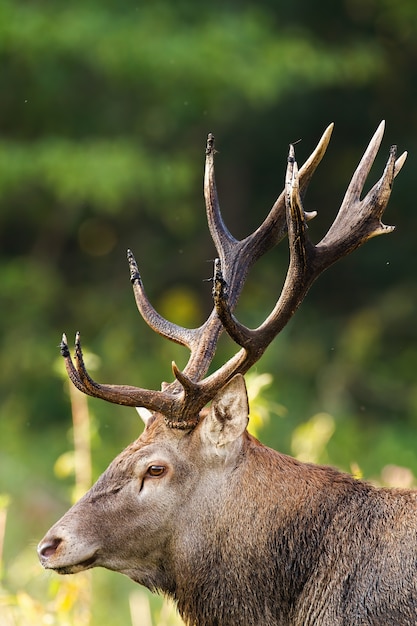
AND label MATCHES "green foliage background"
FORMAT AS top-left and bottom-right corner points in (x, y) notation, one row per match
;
(1, 0), (417, 623)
